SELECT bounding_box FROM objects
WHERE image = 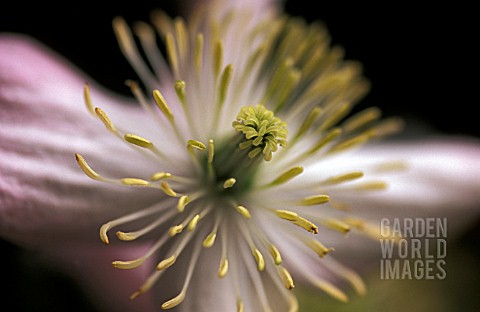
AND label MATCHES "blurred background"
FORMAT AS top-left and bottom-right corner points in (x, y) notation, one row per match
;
(1, 1), (479, 311)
